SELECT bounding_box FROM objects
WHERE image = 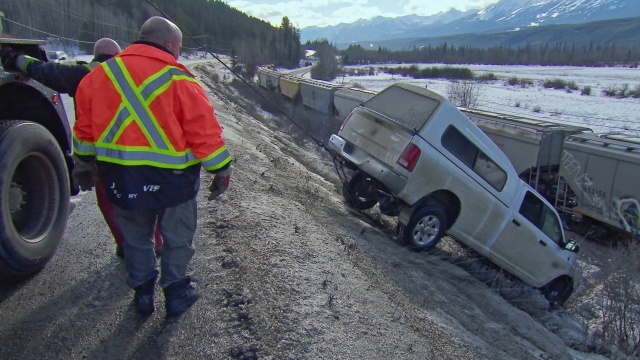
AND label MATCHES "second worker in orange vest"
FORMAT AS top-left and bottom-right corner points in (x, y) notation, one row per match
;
(73, 16), (233, 316)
